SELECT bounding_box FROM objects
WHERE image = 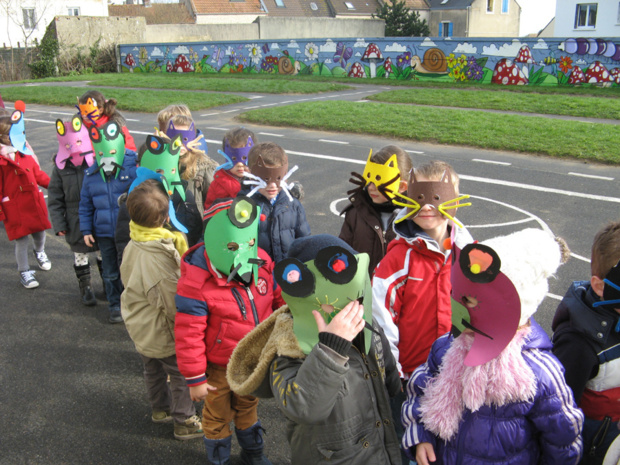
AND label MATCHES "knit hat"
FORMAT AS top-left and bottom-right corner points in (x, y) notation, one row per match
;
(483, 228), (563, 326)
